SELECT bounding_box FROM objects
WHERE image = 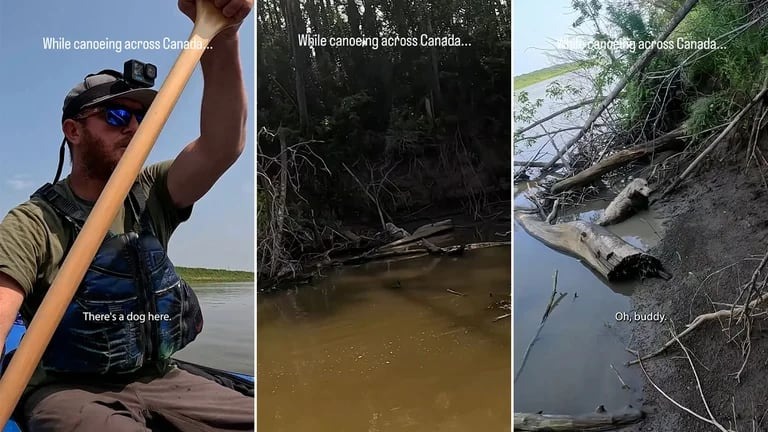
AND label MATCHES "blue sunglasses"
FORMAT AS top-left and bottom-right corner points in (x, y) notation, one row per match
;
(76, 105), (146, 127)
